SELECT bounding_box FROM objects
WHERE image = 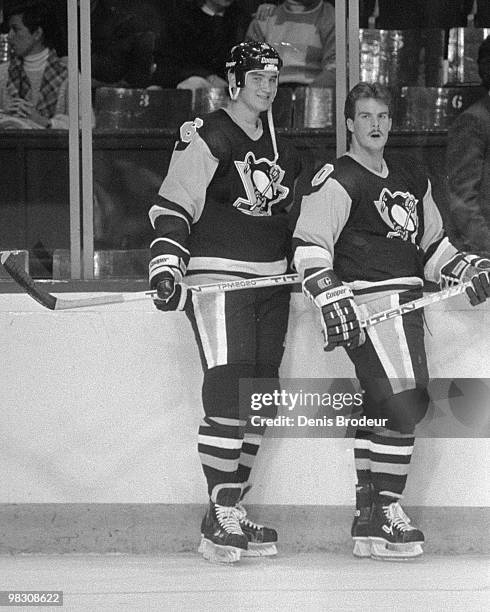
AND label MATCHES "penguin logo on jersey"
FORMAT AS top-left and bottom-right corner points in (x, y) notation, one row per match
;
(233, 152), (289, 216)
(374, 188), (419, 242)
